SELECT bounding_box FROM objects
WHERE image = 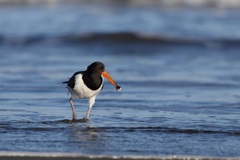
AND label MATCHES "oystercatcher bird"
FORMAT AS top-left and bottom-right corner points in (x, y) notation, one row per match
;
(63, 62), (121, 120)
